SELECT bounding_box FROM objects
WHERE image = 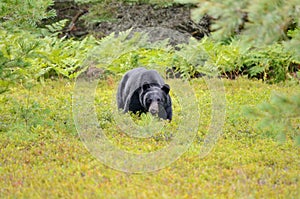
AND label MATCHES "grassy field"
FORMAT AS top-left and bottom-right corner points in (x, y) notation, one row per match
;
(0, 78), (299, 198)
